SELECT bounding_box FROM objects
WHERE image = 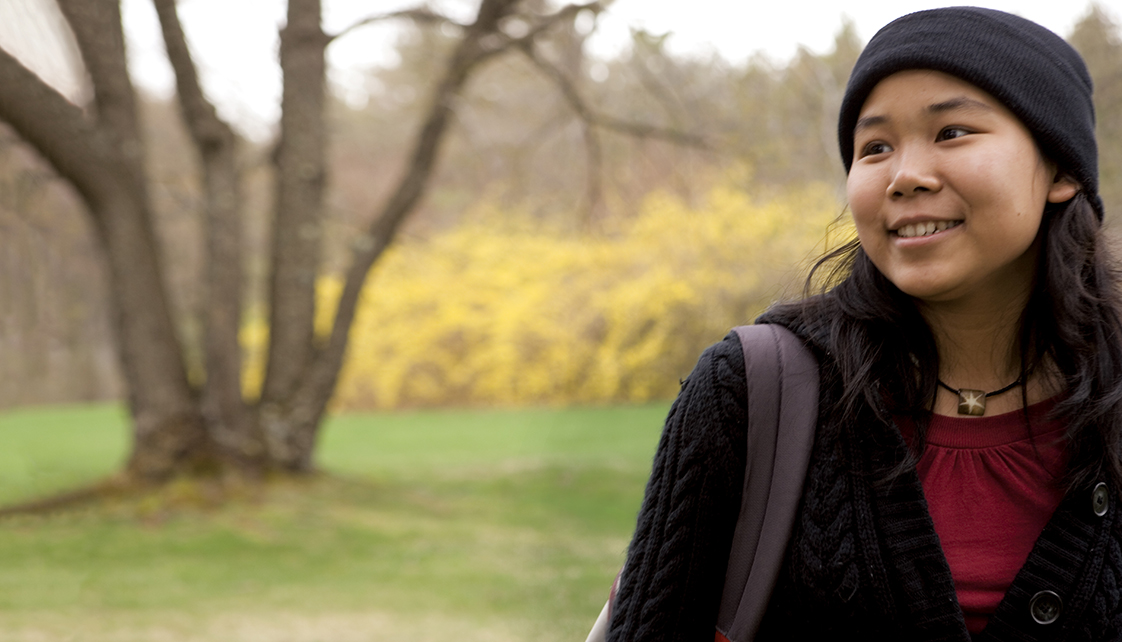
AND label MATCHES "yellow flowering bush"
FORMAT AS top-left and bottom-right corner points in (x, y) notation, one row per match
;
(243, 179), (850, 409)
